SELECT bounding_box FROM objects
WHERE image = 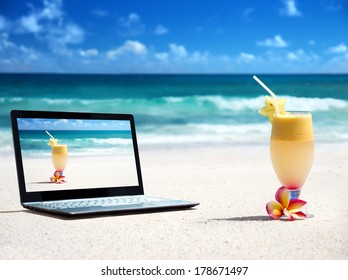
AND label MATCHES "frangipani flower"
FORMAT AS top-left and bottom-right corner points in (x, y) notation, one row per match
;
(50, 170), (66, 184)
(266, 186), (307, 220)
